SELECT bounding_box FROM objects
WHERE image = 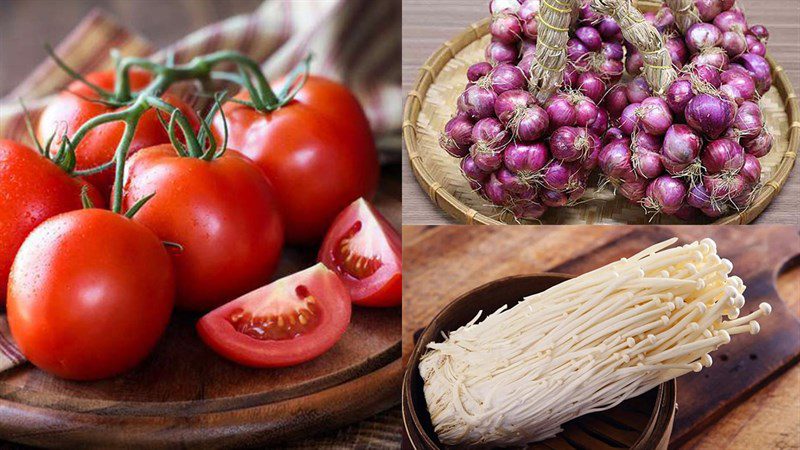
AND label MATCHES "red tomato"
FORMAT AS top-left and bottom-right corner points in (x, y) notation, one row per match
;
(212, 76), (380, 244)
(7, 209), (175, 380)
(123, 144), (284, 312)
(197, 263), (351, 367)
(37, 69), (200, 197)
(318, 198), (401, 307)
(0, 139), (104, 304)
